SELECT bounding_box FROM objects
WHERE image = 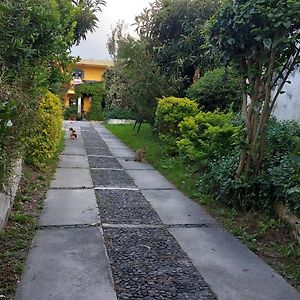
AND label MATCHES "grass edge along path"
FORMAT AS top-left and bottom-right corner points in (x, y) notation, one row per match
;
(106, 123), (300, 291)
(0, 136), (64, 299)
